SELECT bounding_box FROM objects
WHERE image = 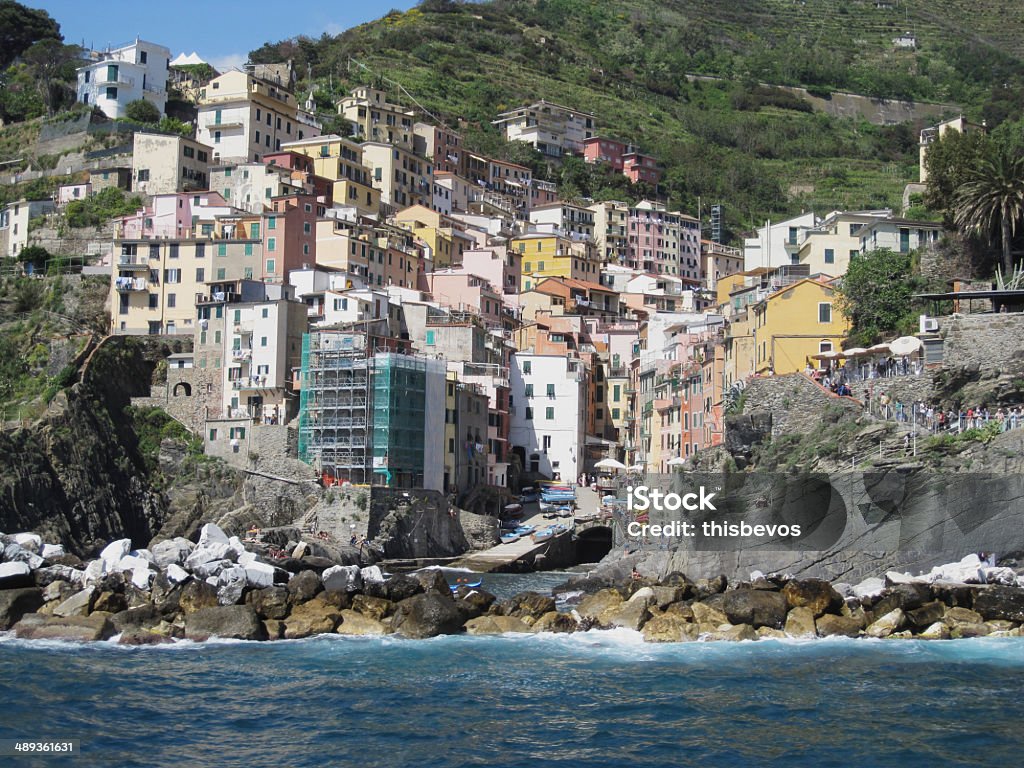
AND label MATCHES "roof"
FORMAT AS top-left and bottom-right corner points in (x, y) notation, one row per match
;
(915, 289), (1024, 300)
